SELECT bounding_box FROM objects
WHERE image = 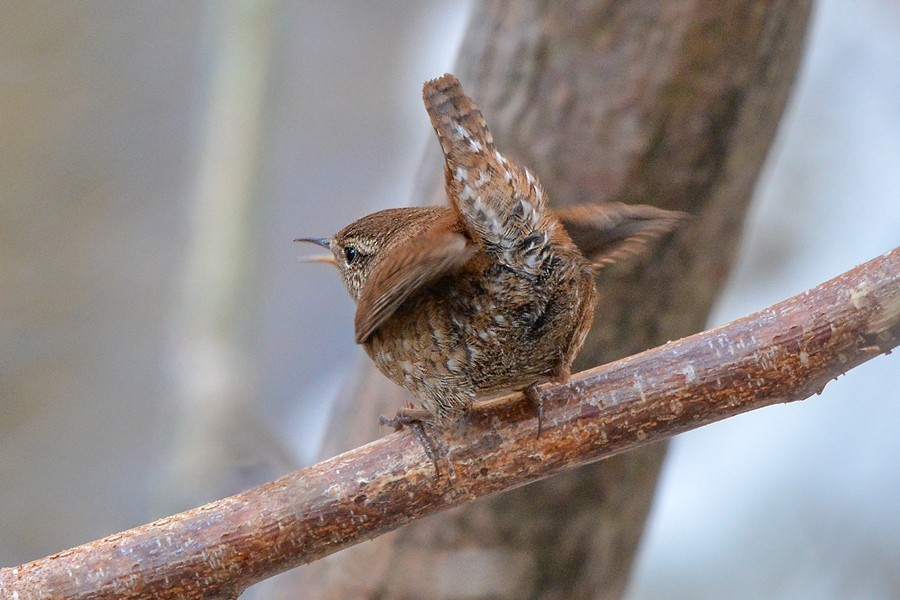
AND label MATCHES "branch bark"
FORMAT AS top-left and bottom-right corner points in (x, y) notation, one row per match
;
(3, 248), (897, 600)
